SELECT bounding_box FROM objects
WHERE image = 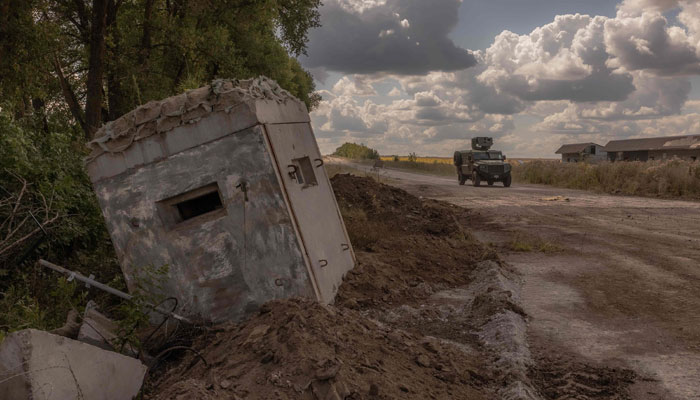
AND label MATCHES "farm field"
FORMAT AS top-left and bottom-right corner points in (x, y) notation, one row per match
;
(379, 156), (453, 164)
